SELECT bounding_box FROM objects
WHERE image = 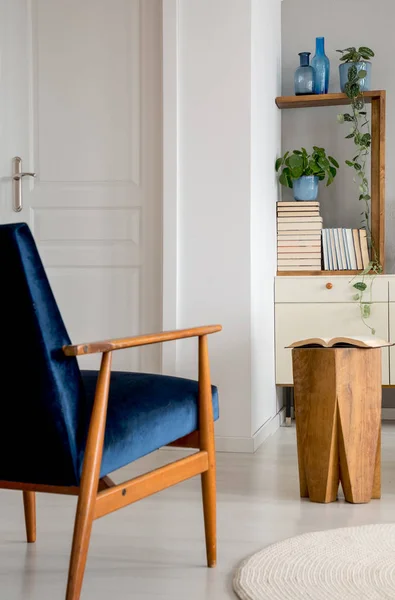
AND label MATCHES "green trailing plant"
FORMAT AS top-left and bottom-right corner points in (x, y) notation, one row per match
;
(275, 147), (339, 188)
(337, 45), (381, 333)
